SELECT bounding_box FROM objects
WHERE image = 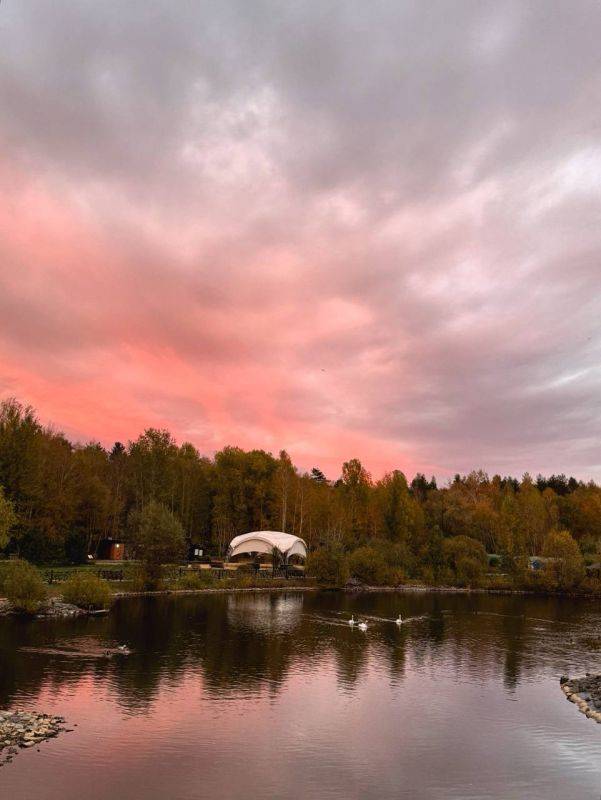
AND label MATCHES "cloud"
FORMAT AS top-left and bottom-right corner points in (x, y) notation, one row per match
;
(0, 0), (600, 480)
